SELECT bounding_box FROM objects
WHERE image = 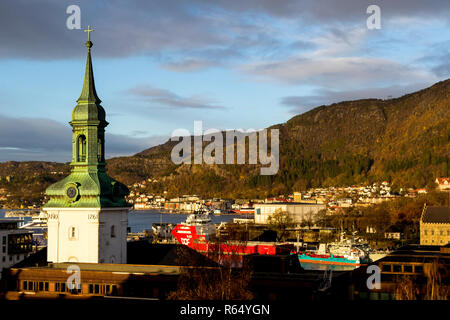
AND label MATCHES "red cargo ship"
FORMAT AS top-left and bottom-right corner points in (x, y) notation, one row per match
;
(171, 214), (292, 257)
